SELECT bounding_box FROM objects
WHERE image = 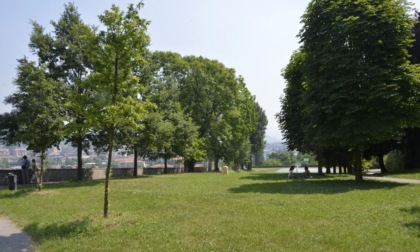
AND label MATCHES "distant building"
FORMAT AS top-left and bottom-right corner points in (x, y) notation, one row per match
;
(0, 149), (9, 157)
